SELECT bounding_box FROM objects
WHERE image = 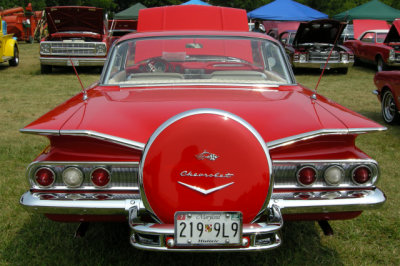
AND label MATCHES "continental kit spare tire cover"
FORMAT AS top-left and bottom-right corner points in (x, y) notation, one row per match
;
(139, 109), (272, 224)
